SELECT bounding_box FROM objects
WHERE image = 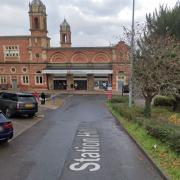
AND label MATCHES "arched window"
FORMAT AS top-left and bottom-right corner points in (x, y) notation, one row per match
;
(34, 17), (39, 29)
(63, 34), (67, 43)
